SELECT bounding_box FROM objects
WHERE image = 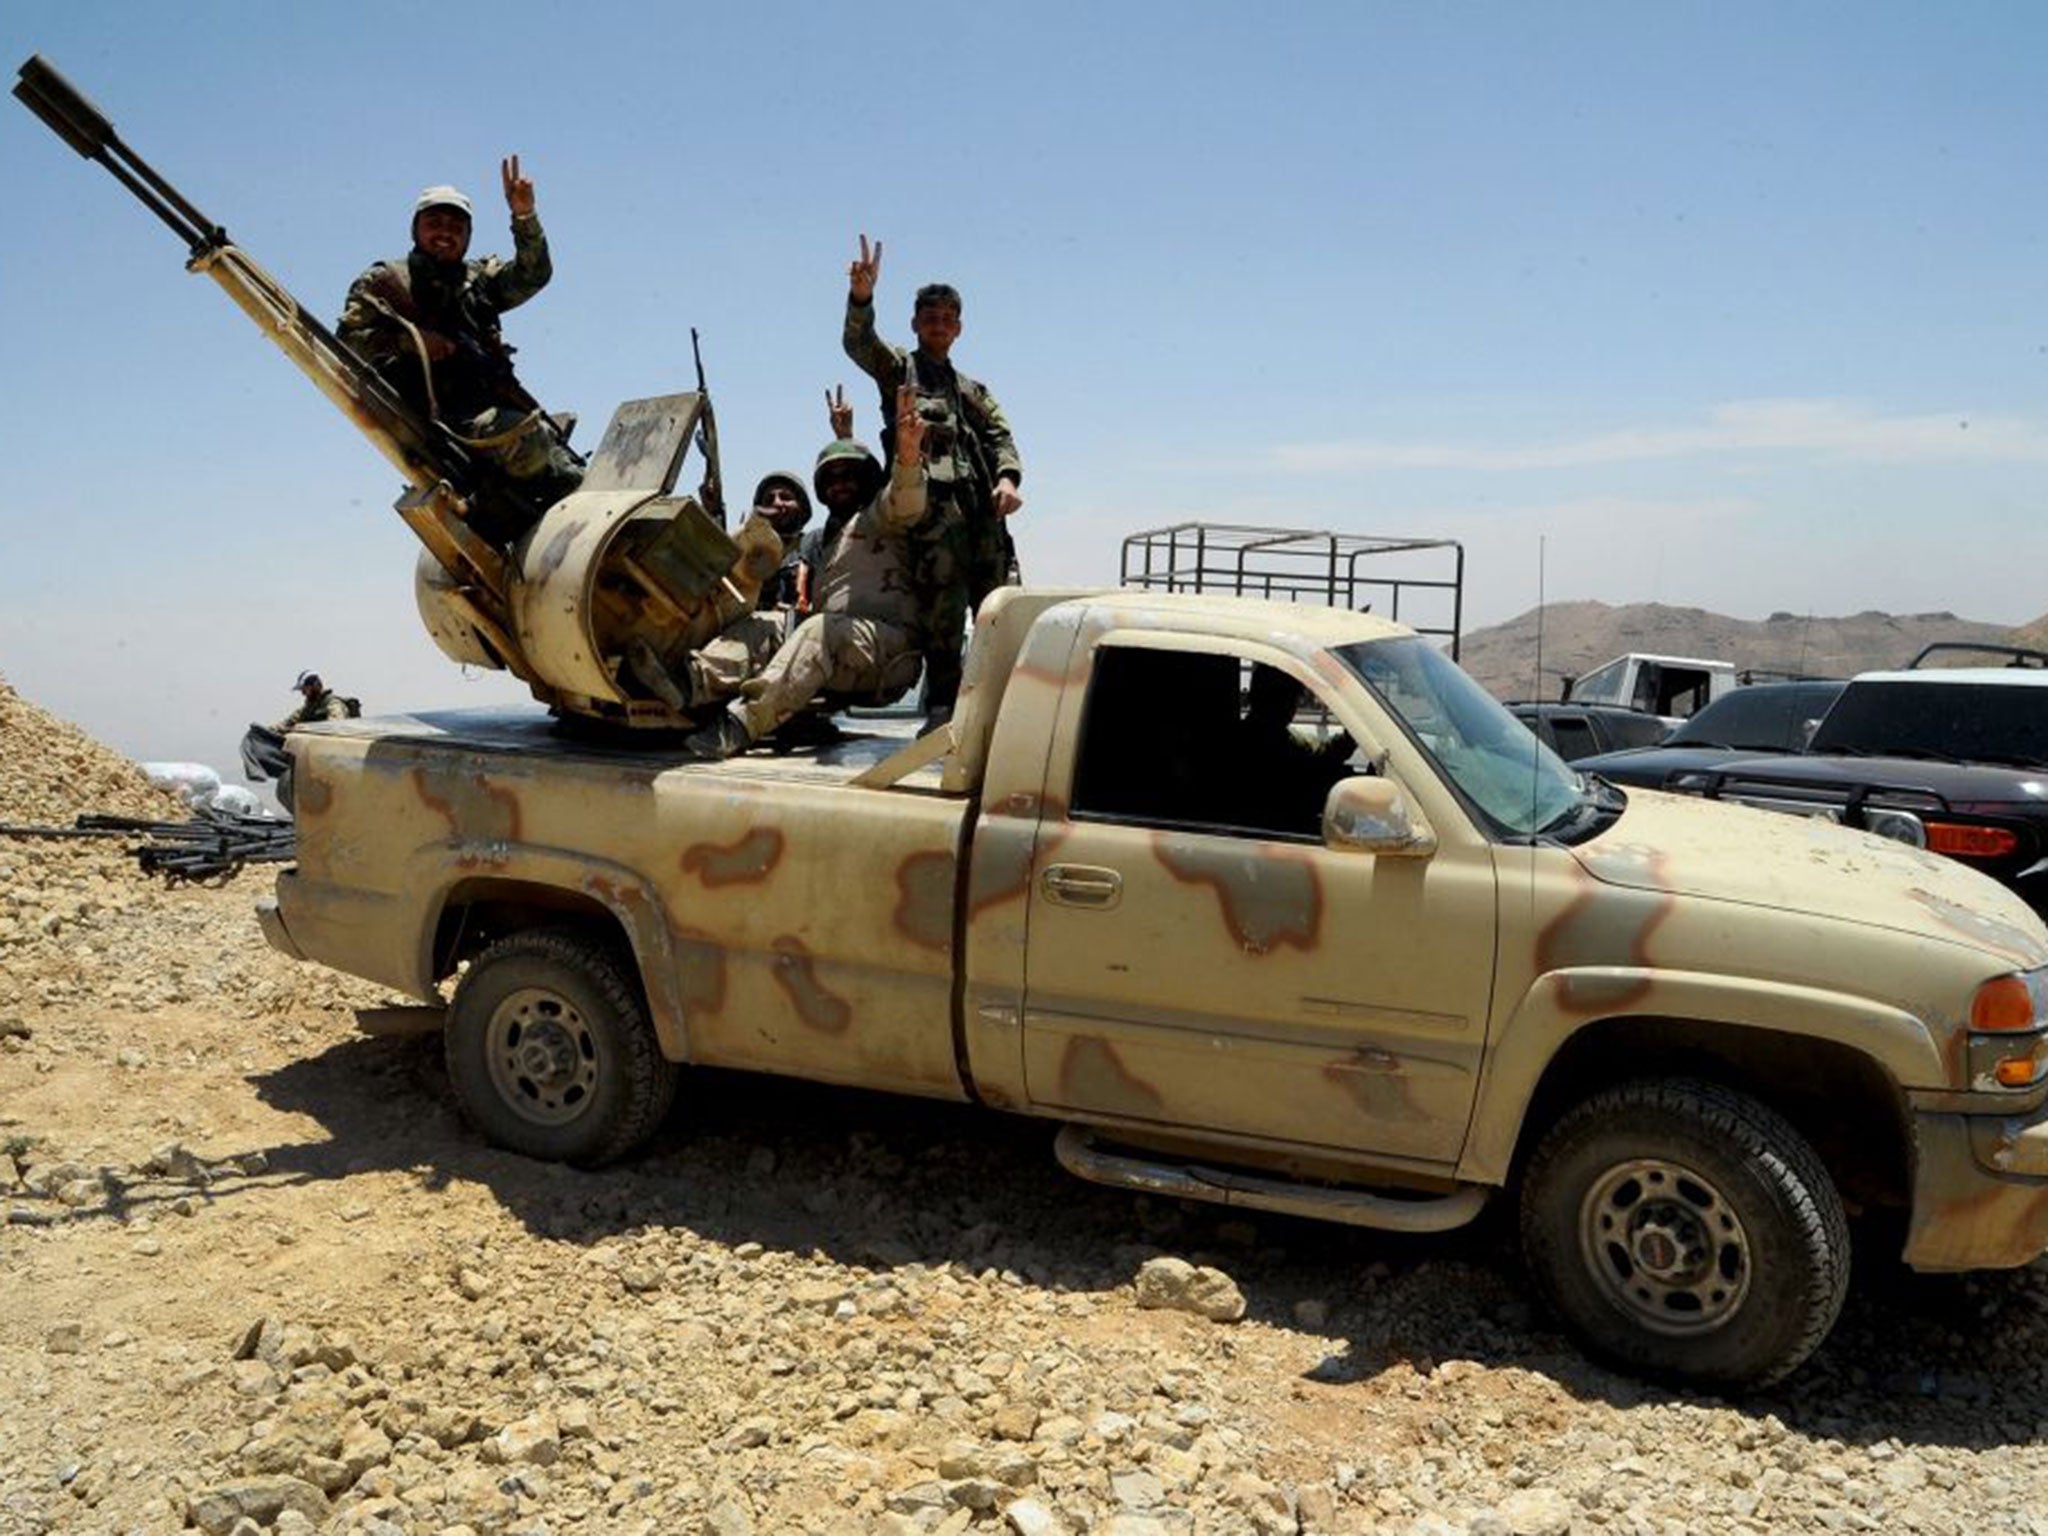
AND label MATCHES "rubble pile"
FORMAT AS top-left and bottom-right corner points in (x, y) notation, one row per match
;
(0, 674), (373, 1019)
